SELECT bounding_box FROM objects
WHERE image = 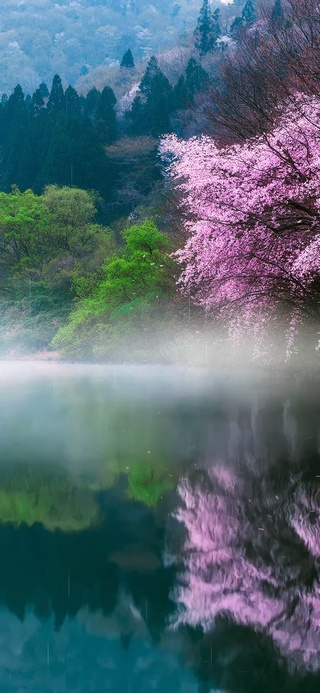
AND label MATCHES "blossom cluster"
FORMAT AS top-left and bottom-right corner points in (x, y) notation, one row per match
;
(160, 95), (320, 345)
